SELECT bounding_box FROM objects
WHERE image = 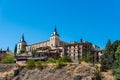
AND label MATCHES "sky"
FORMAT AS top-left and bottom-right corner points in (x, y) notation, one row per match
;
(0, 0), (120, 51)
